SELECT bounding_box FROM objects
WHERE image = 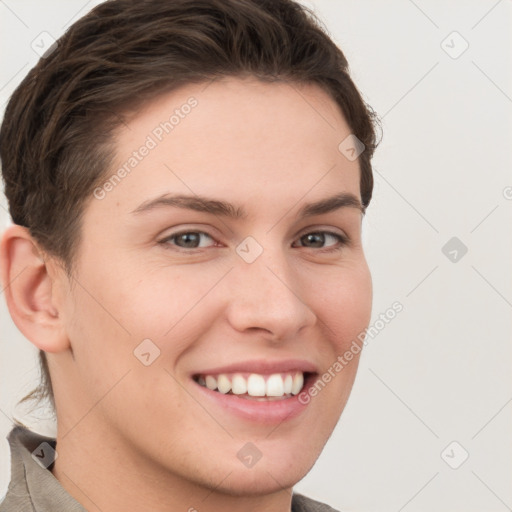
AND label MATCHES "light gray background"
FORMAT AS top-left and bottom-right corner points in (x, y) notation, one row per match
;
(1, 1), (511, 511)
